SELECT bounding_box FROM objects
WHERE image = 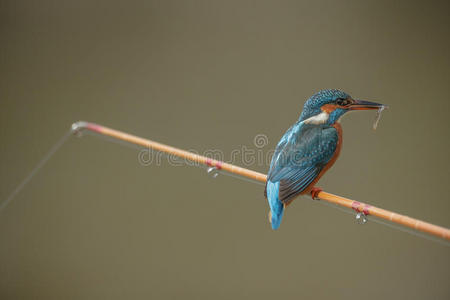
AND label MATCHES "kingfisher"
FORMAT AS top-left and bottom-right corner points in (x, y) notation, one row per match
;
(264, 89), (385, 229)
